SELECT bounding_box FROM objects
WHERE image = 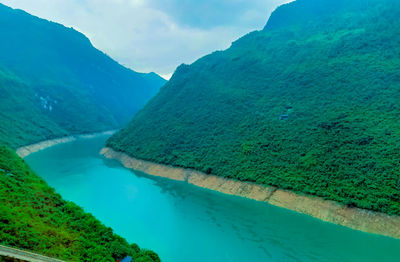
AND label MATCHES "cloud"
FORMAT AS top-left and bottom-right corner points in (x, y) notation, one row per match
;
(0, 0), (291, 78)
